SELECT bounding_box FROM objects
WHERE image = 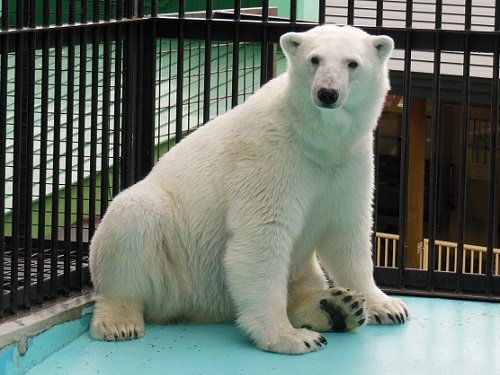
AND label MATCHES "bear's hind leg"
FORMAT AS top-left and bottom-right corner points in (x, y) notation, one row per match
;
(287, 257), (367, 332)
(90, 296), (145, 341)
